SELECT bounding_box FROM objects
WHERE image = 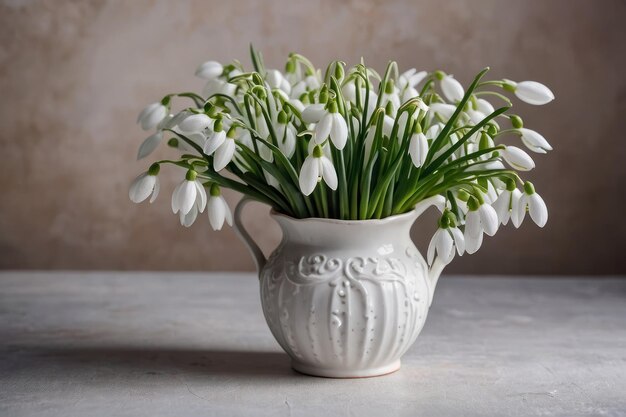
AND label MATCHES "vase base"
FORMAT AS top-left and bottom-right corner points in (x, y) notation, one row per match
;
(291, 360), (401, 378)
